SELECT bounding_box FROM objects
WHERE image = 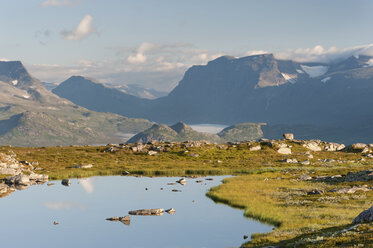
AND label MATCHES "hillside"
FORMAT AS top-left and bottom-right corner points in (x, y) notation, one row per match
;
(127, 122), (222, 143)
(0, 61), (152, 146)
(127, 122), (265, 144)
